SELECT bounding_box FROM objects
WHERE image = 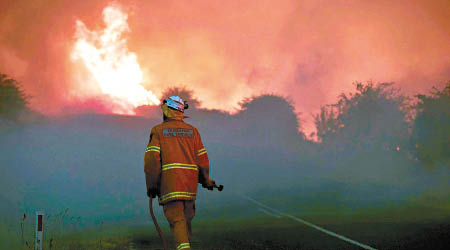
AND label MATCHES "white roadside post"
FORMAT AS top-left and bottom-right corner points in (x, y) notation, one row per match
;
(35, 211), (44, 250)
